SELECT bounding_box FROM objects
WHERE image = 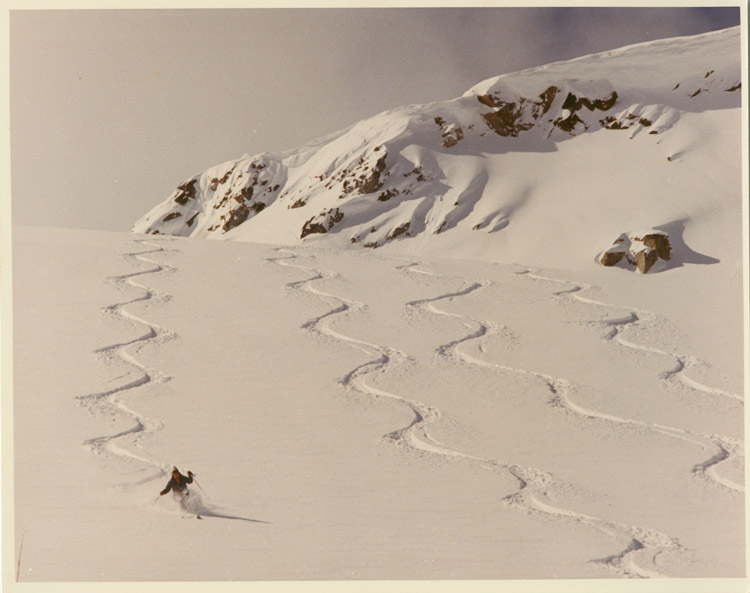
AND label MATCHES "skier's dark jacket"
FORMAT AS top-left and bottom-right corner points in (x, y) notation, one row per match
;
(160, 470), (193, 495)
